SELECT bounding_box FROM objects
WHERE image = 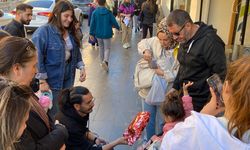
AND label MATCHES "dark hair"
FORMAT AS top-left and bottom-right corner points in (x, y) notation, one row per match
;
(161, 91), (185, 122)
(16, 3), (33, 12)
(98, 0), (106, 6)
(166, 9), (193, 27)
(58, 86), (90, 110)
(48, 0), (80, 47)
(0, 30), (10, 40)
(0, 36), (37, 75)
